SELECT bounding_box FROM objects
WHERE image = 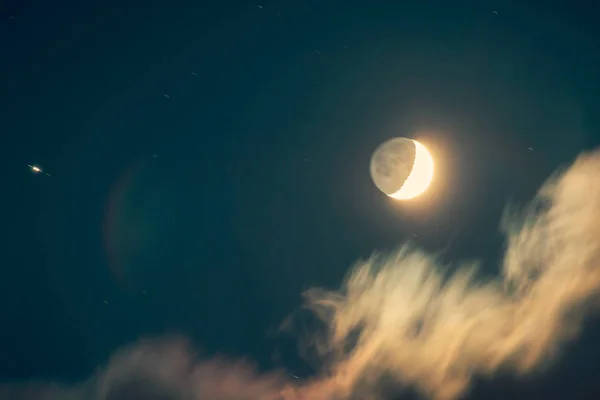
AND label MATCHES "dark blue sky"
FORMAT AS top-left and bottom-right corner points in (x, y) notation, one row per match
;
(2, 1), (600, 398)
